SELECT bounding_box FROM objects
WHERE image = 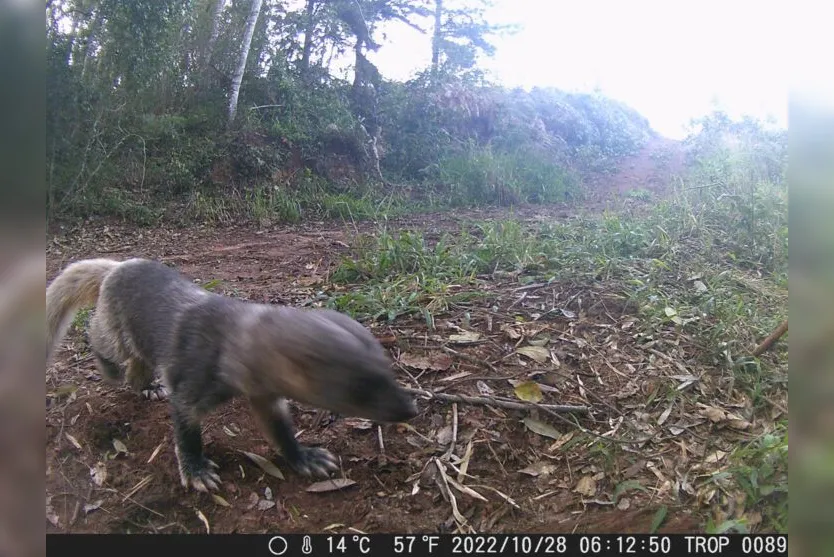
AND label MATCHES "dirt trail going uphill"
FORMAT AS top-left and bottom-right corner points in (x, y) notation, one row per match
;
(584, 135), (689, 200)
